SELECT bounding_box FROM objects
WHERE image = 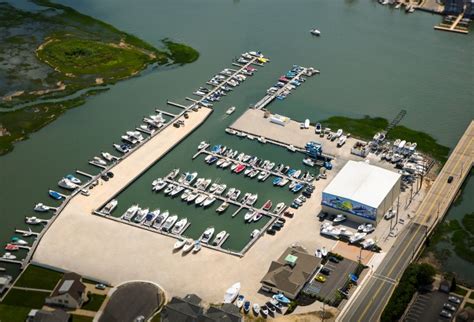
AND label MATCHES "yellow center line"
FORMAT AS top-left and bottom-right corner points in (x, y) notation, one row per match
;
(356, 131), (473, 322)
